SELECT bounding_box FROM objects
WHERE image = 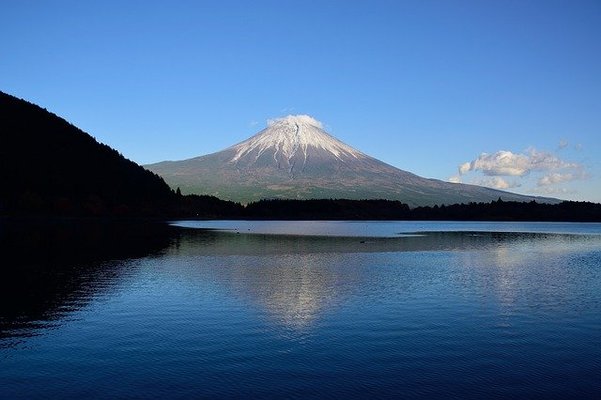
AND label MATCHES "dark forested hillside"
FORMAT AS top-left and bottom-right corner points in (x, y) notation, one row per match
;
(409, 199), (601, 222)
(0, 91), (176, 216)
(241, 198), (601, 221)
(245, 199), (411, 220)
